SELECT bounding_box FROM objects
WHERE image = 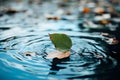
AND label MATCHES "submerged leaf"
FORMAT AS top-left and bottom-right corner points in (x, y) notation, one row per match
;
(49, 33), (72, 52)
(46, 51), (70, 59)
